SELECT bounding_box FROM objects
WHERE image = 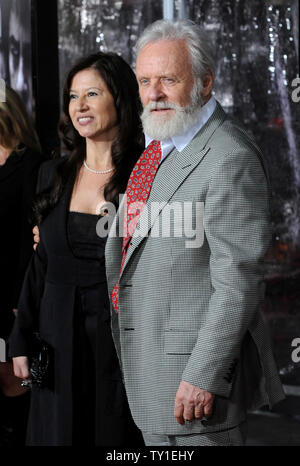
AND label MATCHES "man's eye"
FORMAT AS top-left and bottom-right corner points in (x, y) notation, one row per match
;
(140, 79), (149, 85)
(164, 78), (174, 83)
